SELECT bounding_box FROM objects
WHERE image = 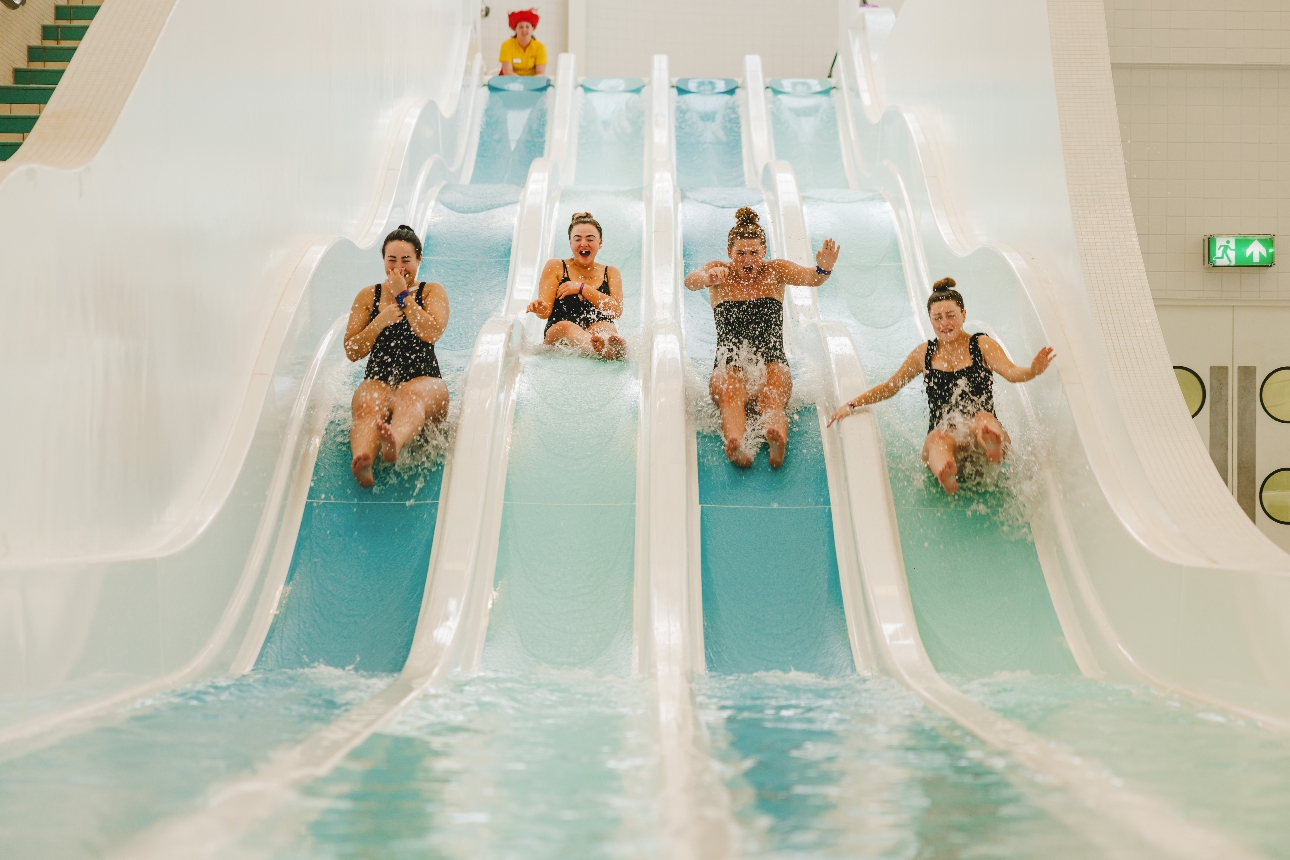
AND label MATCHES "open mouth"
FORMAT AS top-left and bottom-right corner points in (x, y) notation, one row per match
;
(578, 248), (592, 258)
